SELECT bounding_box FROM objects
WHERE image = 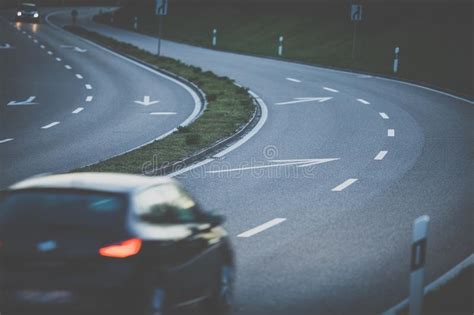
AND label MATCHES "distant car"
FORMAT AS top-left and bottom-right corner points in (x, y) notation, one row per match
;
(0, 173), (234, 314)
(15, 3), (40, 23)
